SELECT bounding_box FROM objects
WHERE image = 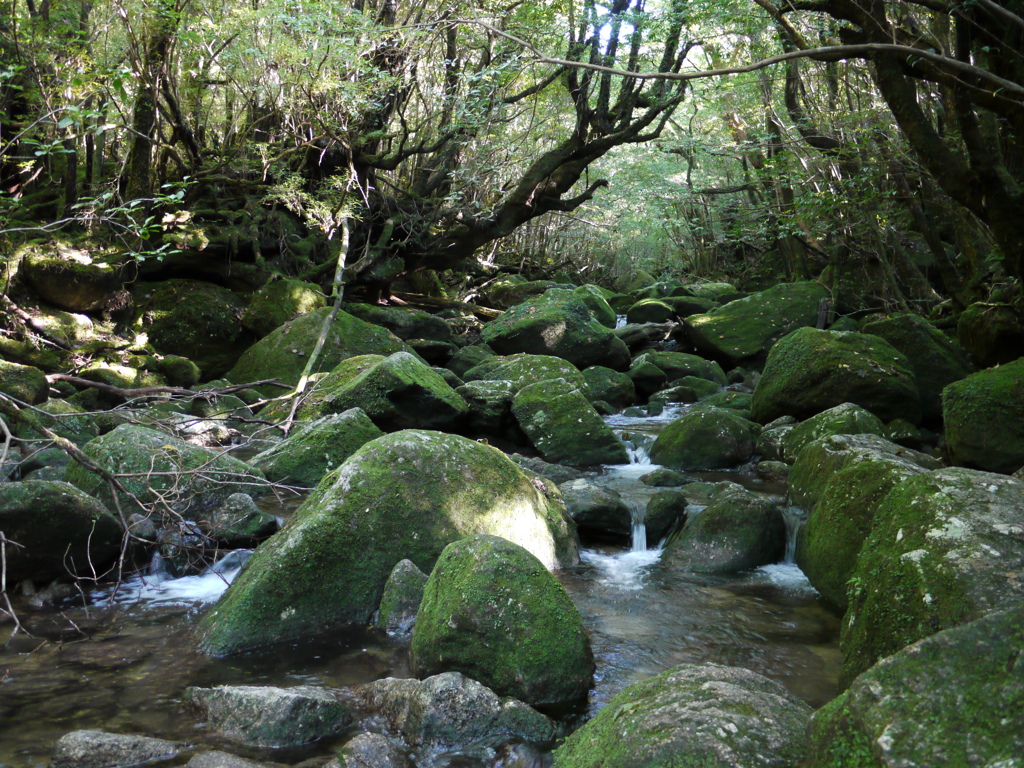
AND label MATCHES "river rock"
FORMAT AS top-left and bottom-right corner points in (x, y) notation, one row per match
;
(807, 607), (1024, 768)
(631, 350), (727, 386)
(411, 535), (594, 708)
(649, 407), (758, 471)
(683, 281), (742, 301)
(696, 391), (753, 418)
(328, 733), (412, 768)
(509, 455), (586, 485)
(943, 356), (1024, 474)
(755, 416), (796, 462)
(512, 378), (629, 467)
(559, 478), (631, 541)
(626, 298), (674, 324)
(645, 489), (688, 543)
(345, 303), (455, 343)
(484, 276), (561, 309)
(574, 284), (618, 328)
(186, 752), (284, 768)
(626, 359), (668, 399)
(780, 402), (886, 463)
(480, 288), (630, 370)
(649, 376), (721, 408)
(227, 307), (409, 397)
(684, 280), (829, 368)
(206, 493), (278, 547)
(1, 359), (49, 405)
(550, 662), (812, 768)
(663, 483), (786, 574)
(456, 379), (517, 438)
(841, 467), (1024, 688)
(861, 312), (972, 423)
(240, 277), (326, 338)
(0, 480), (124, 584)
(582, 365), (636, 408)
(463, 353), (587, 394)
(956, 301), (1024, 367)
(251, 409), (385, 487)
(196, 430), (578, 655)
(750, 327), (921, 425)
(21, 243), (126, 313)
(66, 424), (267, 521)
(184, 685), (351, 747)
(52, 730), (180, 768)
(639, 468), (690, 487)
(377, 559), (428, 635)
(359, 672), (558, 749)
(13, 399), (99, 472)
(446, 344), (496, 378)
